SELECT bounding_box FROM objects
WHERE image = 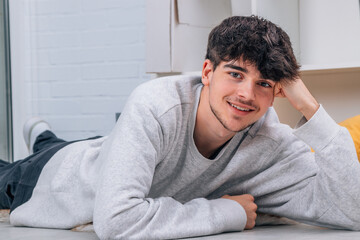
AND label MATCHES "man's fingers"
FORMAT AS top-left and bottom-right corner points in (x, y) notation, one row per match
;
(222, 194), (258, 230)
(245, 210), (257, 229)
(243, 194), (255, 201)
